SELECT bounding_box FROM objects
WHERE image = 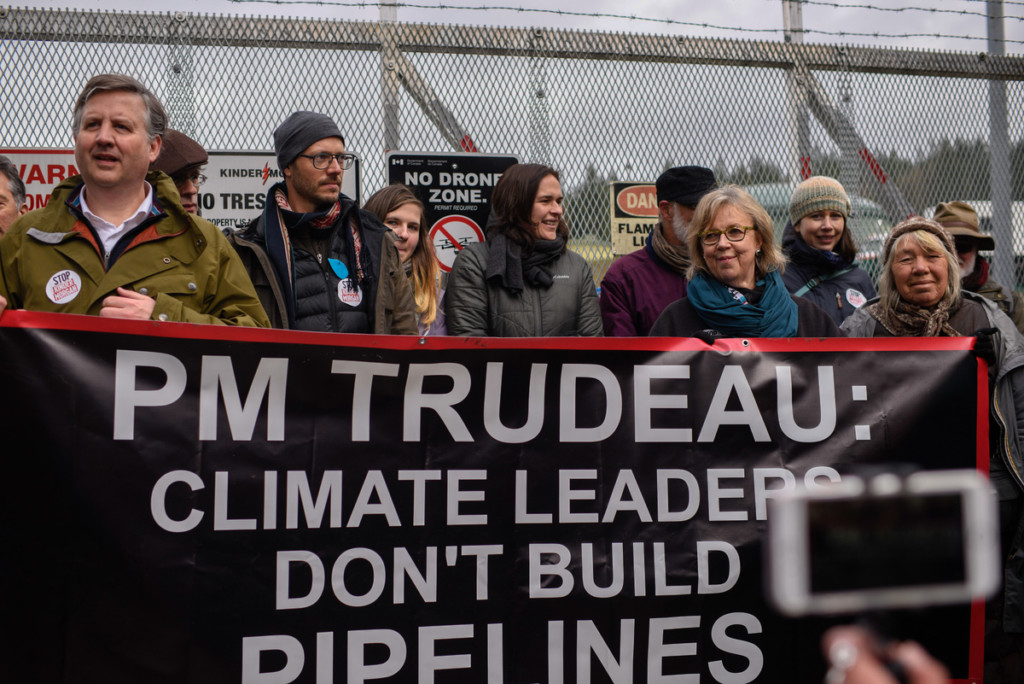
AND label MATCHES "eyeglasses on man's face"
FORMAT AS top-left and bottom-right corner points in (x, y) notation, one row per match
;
(700, 226), (754, 246)
(174, 172), (207, 187)
(298, 152), (357, 170)
(954, 239), (977, 254)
